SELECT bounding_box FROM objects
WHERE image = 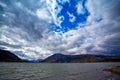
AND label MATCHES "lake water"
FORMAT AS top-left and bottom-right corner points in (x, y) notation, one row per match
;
(0, 62), (120, 80)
